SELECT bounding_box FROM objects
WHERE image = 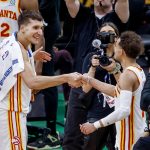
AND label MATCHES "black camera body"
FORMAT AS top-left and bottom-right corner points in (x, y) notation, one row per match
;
(94, 50), (111, 66)
(98, 32), (116, 45)
(92, 32), (116, 66)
